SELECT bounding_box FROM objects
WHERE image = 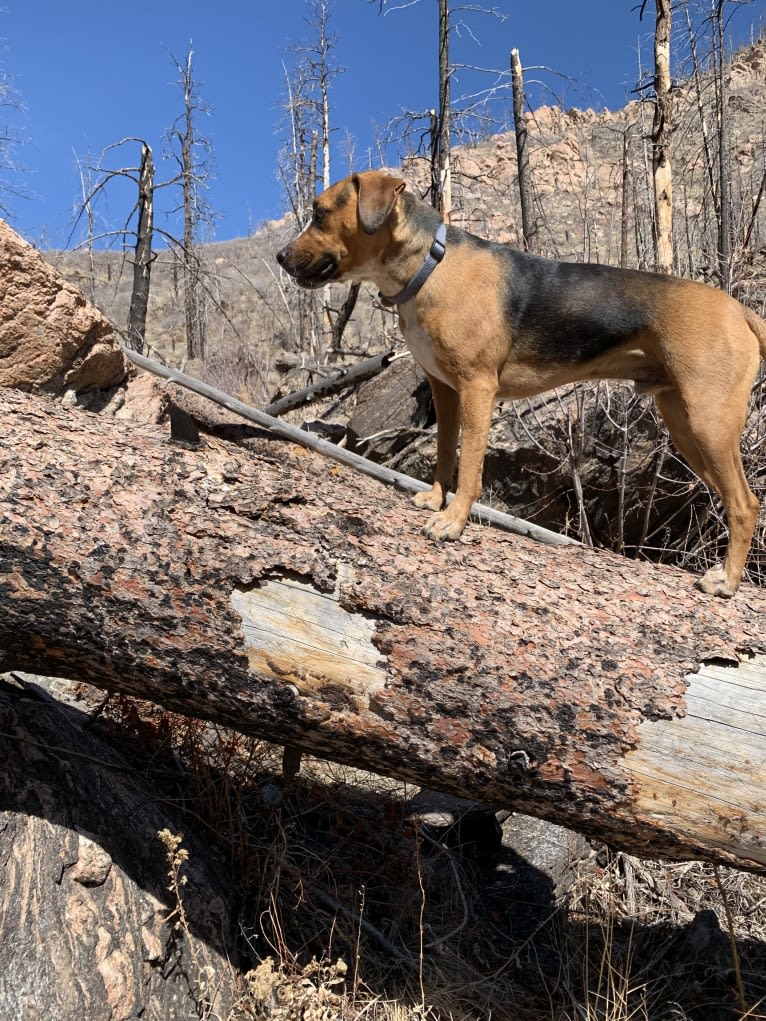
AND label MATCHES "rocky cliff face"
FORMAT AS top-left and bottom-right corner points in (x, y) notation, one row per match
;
(0, 219), (126, 394)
